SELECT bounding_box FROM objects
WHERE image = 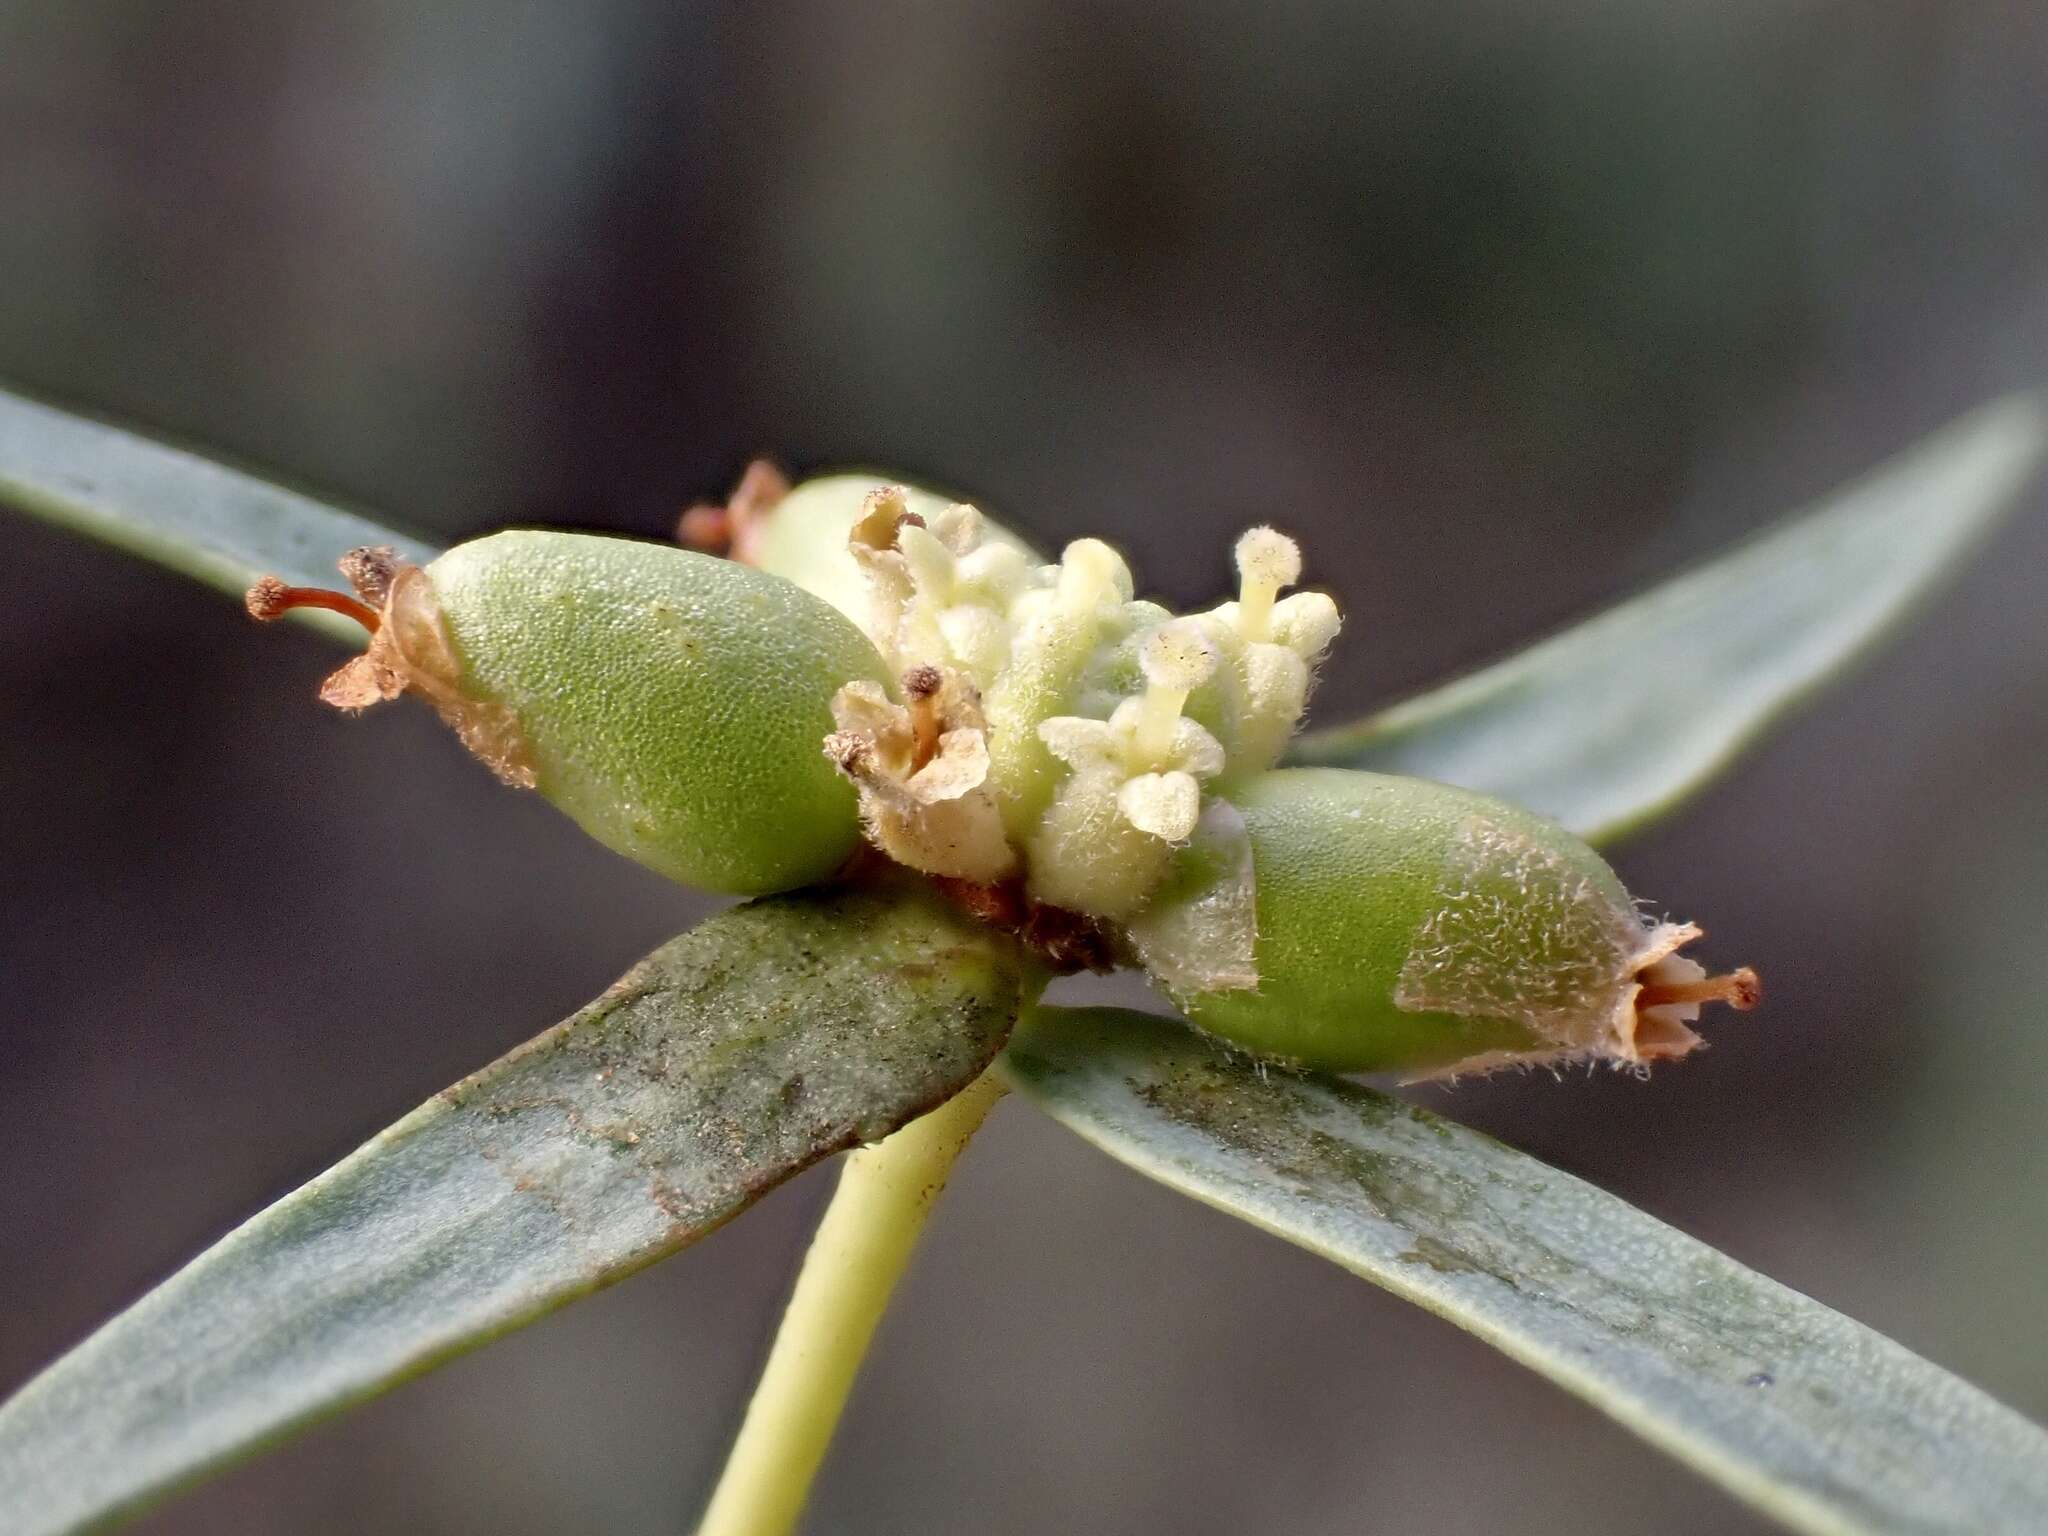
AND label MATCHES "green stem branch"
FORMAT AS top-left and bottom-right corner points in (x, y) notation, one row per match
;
(695, 1072), (1007, 1536)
